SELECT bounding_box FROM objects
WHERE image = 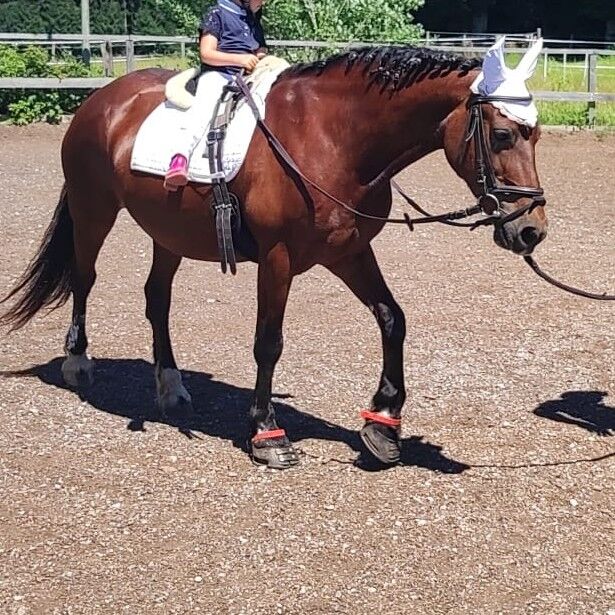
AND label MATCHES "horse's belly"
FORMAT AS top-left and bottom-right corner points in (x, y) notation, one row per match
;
(124, 194), (225, 261)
